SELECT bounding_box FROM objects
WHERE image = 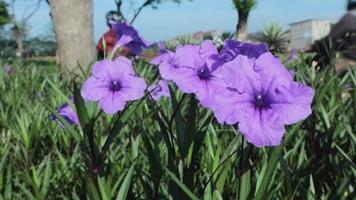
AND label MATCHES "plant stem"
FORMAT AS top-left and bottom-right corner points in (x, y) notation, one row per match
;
(236, 136), (244, 200)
